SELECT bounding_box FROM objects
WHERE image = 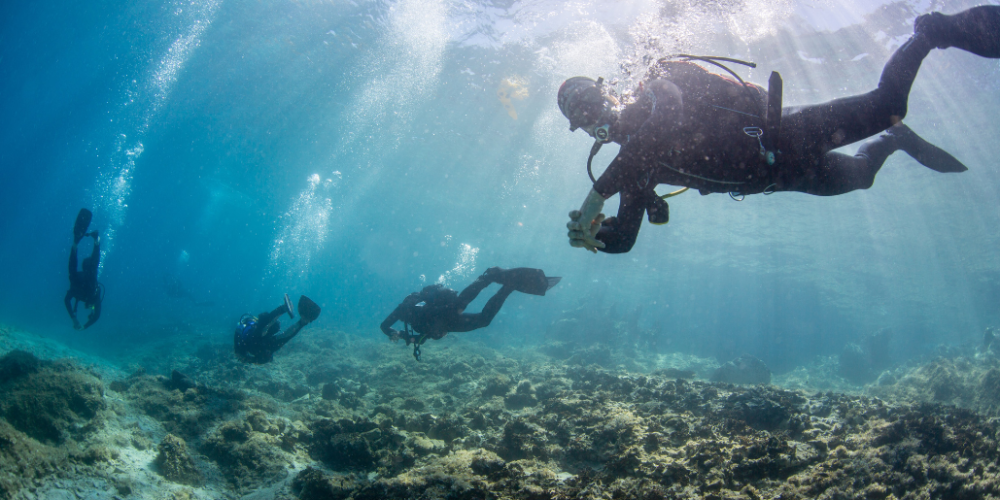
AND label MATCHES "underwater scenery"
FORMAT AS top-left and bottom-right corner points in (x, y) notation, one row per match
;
(3, 0), (1000, 498)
